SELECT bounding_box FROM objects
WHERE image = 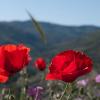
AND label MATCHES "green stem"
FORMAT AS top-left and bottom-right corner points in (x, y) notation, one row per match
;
(87, 92), (93, 100)
(59, 84), (68, 100)
(20, 68), (28, 100)
(59, 83), (72, 100)
(87, 85), (93, 100)
(8, 88), (11, 100)
(66, 93), (71, 100)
